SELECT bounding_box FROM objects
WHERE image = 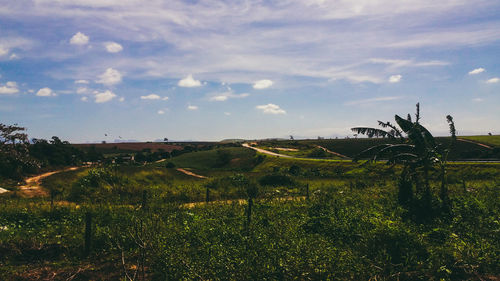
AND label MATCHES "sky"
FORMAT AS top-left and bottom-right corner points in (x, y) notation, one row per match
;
(0, 0), (499, 143)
